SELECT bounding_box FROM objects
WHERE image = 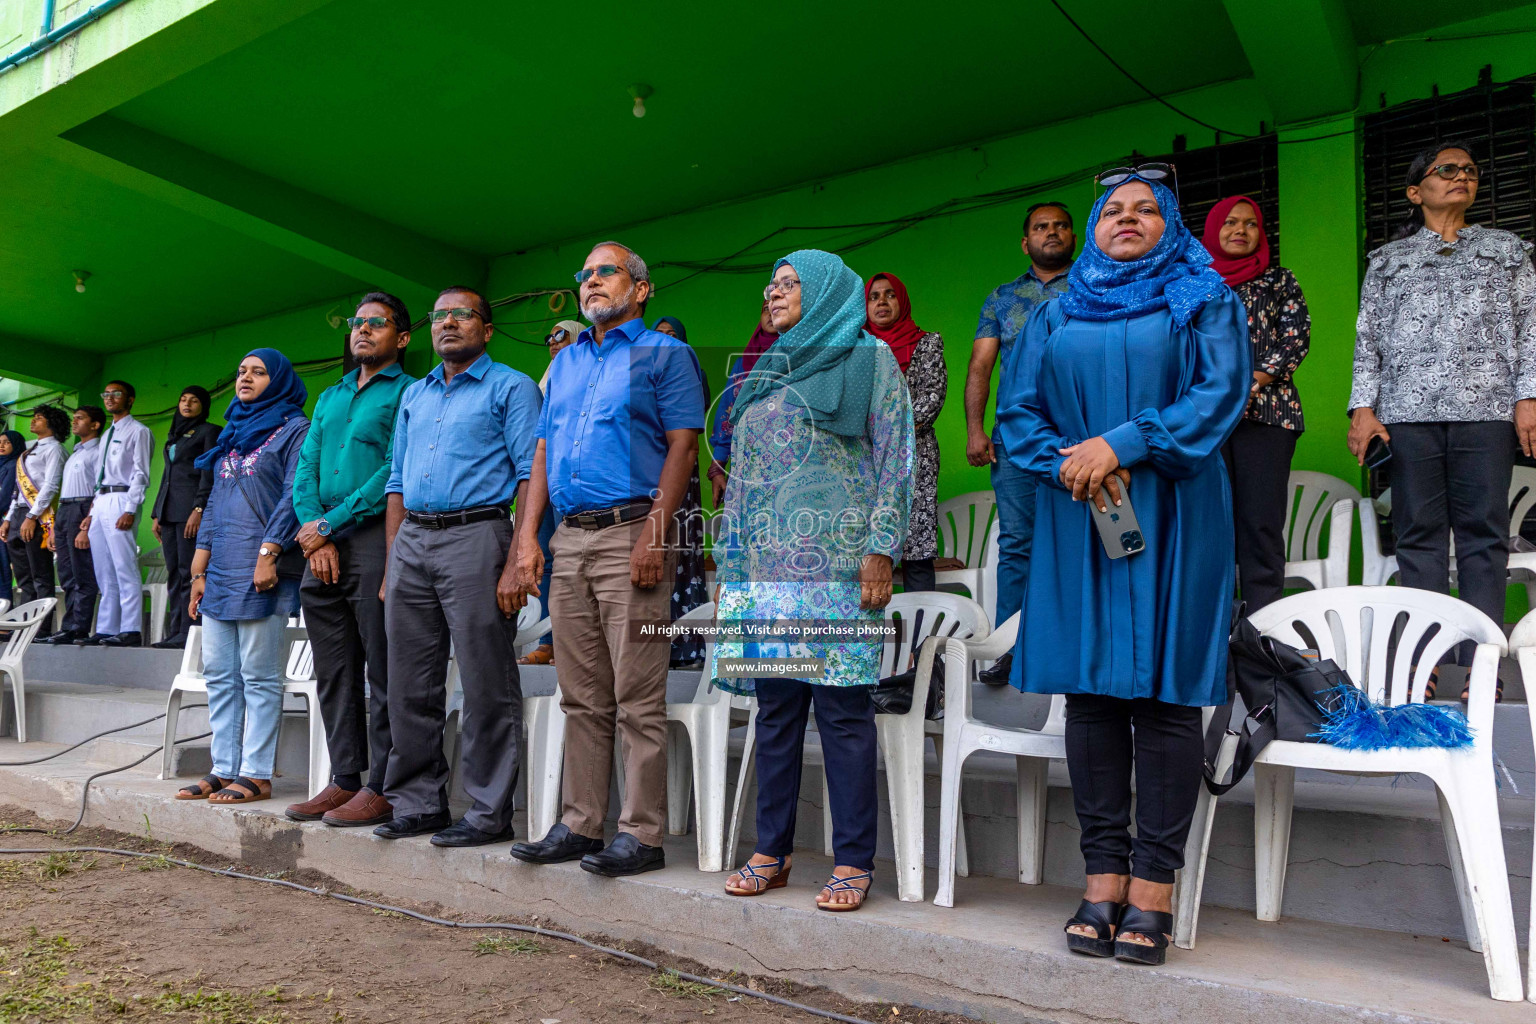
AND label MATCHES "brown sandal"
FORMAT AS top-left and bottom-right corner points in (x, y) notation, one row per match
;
(175, 775), (229, 801)
(725, 856), (790, 896)
(518, 644), (554, 666)
(208, 777), (271, 804)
